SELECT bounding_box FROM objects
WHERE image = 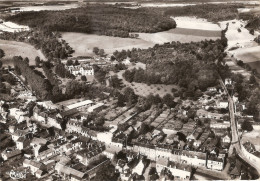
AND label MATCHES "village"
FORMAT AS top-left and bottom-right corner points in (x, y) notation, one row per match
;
(1, 53), (259, 181)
